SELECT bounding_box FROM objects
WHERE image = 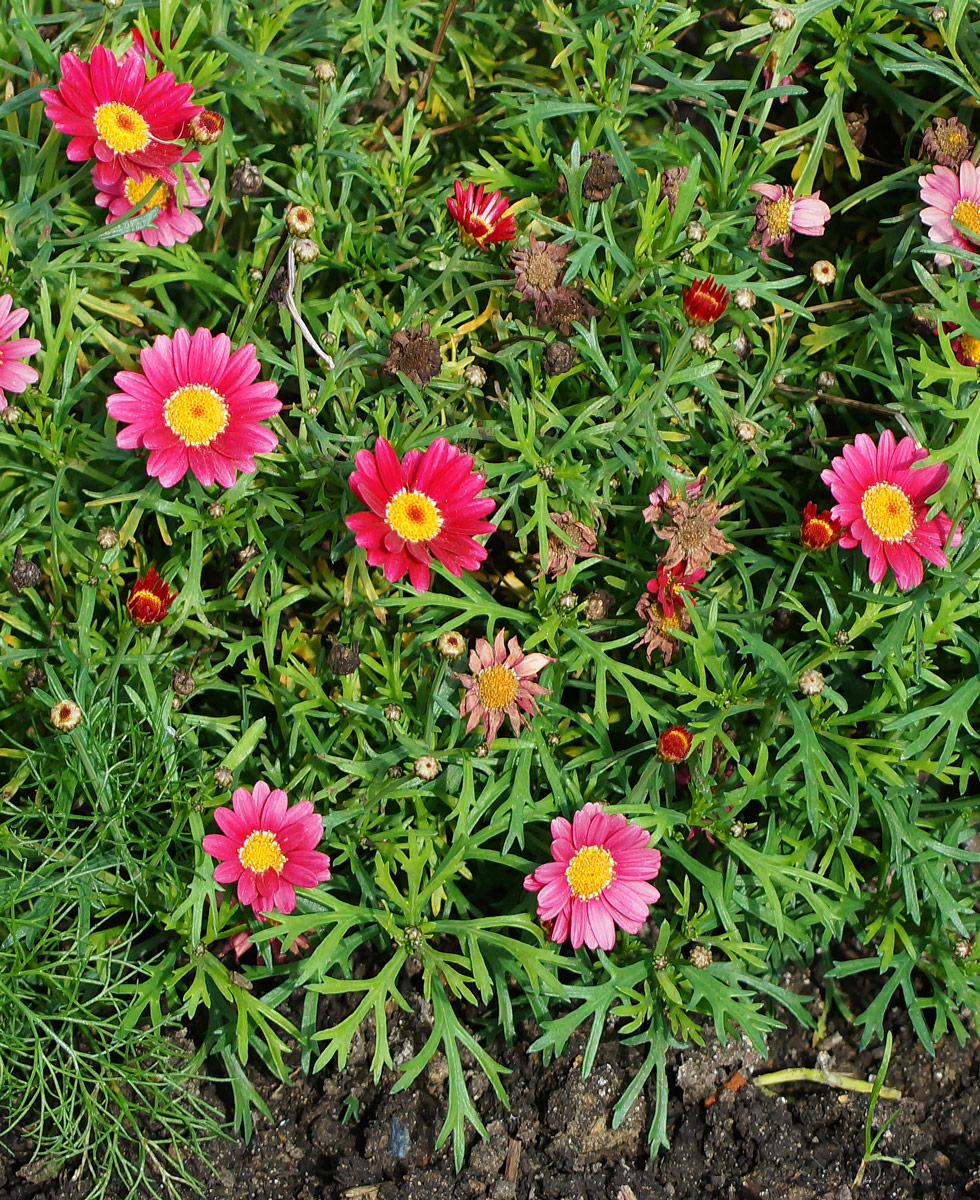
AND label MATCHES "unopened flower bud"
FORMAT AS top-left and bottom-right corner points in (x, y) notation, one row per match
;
(383, 702), (402, 723)
(679, 248), (694, 265)
(930, 4), (947, 19)
(691, 330), (713, 355)
(50, 699), (82, 732)
(387, 764), (403, 779)
(313, 59), (337, 82)
(955, 937), (971, 958)
(96, 527), (118, 549)
(816, 370), (837, 390)
(237, 542), (259, 564)
(730, 821), (747, 839)
(285, 204), (316, 236)
(189, 111), (224, 145)
(537, 462), (555, 481)
(811, 259), (836, 285)
(9, 546), (42, 593)
(437, 630), (466, 659)
(798, 668), (825, 696)
(685, 219), (707, 243)
(171, 695), (182, 711)
(229, 158), (263, 197)
(327, 641), (360, 675)
(733, 287), (755, 310)
(583, 588), (615, 621)
(474, 742), (489, 758)
(653, 954), (669, 971)
(214, 766), (233, 787)
(292, 237), (320, 263)
(770, 6), (795, 30)
(172, 668), (196, 696)
(102, 0), (123, 9)
(833, 629), (850, 646)
(414, 754), (441, 781)
(208, 501), (225, 519)
(546, 731), (561, 748)
(25, 664), (46, 689)
(731, 329), (751, 360)
(2, 406), (22, 424)
(973, 478), (980, 502)
(689, 944), (713, 968)
(735, 420), (756, 443)
(557, 590), (576, 611)
(464, 363), (487, 388)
